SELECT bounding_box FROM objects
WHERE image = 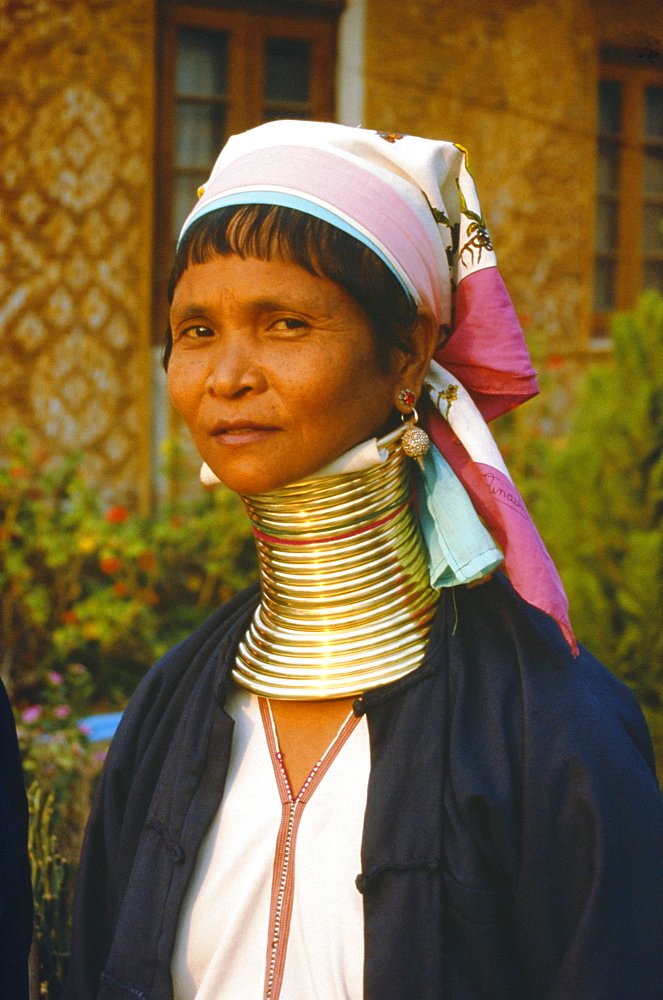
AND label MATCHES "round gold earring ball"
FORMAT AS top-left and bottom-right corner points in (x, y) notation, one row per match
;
(402, 426), (430, 459)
